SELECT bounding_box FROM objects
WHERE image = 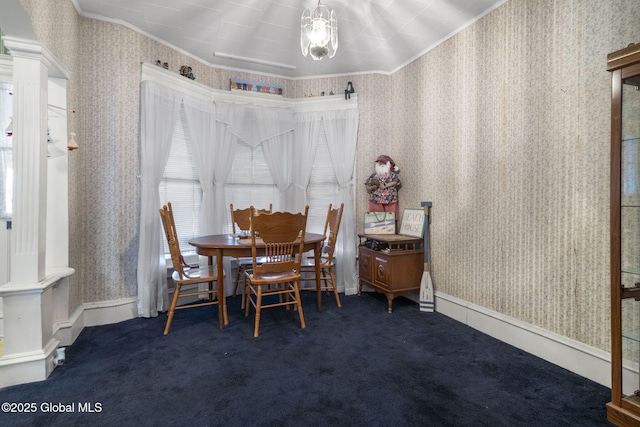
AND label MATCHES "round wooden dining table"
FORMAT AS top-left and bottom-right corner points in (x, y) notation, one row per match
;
(188, 232), (326, 328)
